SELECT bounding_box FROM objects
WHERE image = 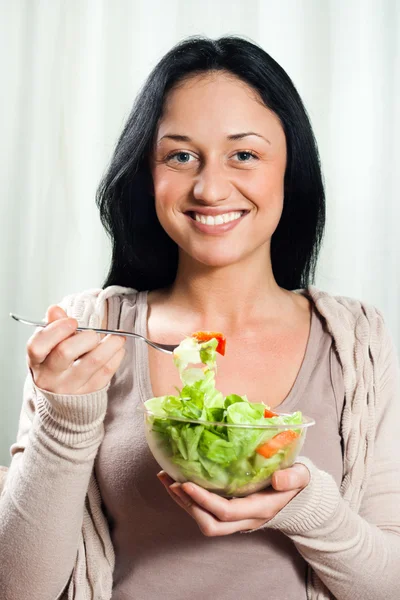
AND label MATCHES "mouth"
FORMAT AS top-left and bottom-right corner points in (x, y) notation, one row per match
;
(185, 210), (250, 226)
